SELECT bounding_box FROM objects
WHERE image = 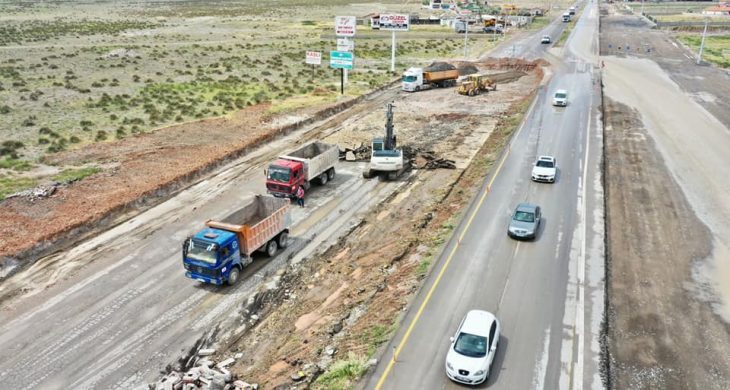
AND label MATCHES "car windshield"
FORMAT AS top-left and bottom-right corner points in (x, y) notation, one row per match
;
(514, 211), (535, 223)
(537, 160), (554, 168)
(555, 93), (567, 99)
(187, 239), (218, 264)
(268, 166), (291, 183)
(454, 332), (488, 358)
(403, 75), (417, 82)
